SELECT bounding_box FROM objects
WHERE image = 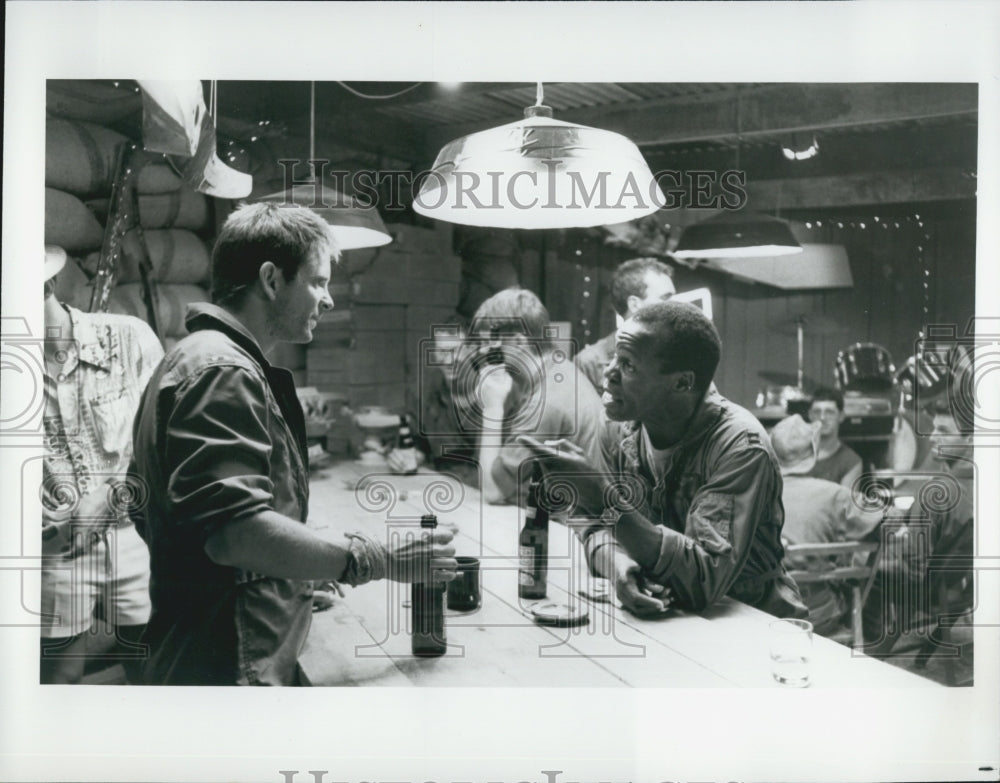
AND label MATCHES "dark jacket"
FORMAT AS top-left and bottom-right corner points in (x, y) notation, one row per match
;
(585, 390), (807, 618)
(130, 303), (313, 685)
